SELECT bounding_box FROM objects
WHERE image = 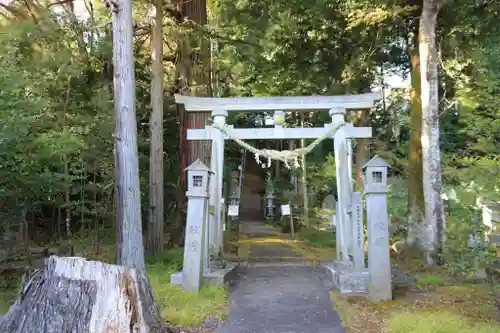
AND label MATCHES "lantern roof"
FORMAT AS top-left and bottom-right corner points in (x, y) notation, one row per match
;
(362, 155), (390, 169)
(185, 159), (213, 174)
